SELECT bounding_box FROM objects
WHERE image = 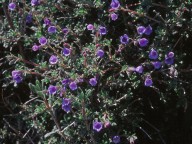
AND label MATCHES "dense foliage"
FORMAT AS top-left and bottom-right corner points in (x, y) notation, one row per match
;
(1, 0), (192, 143)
